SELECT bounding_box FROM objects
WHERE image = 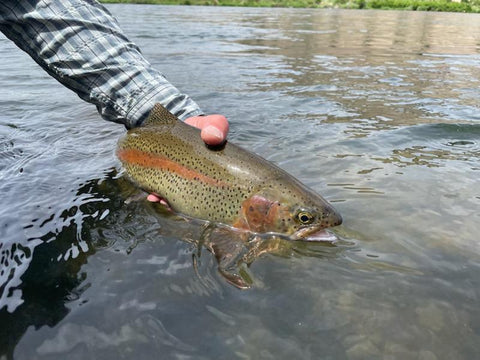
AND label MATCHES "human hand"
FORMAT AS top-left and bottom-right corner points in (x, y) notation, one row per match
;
(184, 114), (229, 146)
(147, 113), (229, 204)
